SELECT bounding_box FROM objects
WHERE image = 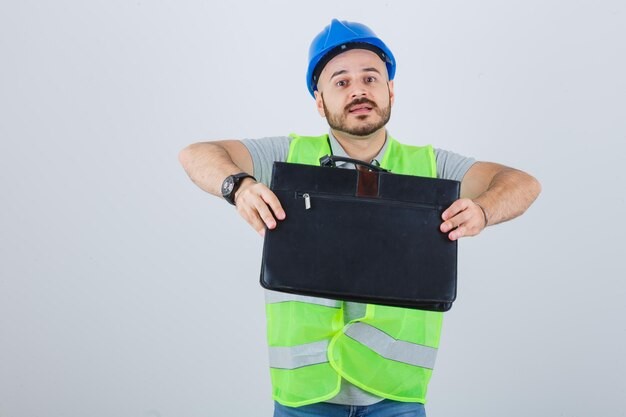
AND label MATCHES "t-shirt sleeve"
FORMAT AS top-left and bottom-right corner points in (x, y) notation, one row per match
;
(240, 136), (293, 186)
(434, 148), (477, 182)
